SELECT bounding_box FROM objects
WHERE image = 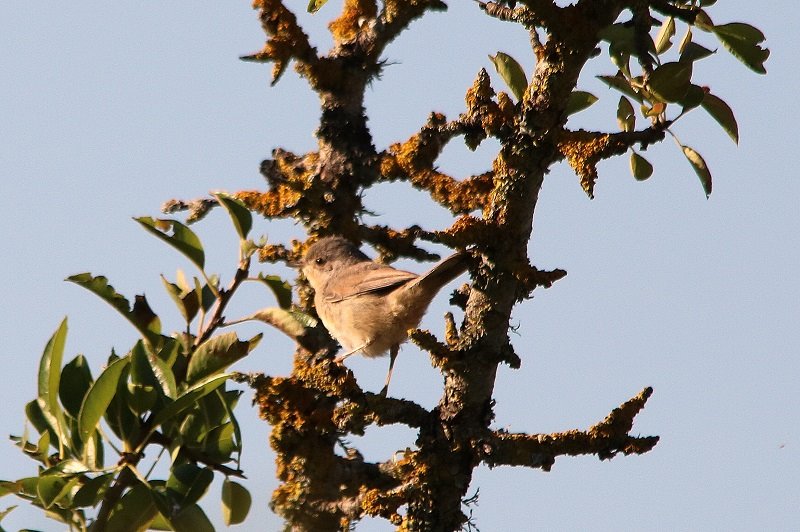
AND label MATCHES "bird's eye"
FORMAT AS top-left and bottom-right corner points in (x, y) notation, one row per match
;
(315, 257), (325, 266)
